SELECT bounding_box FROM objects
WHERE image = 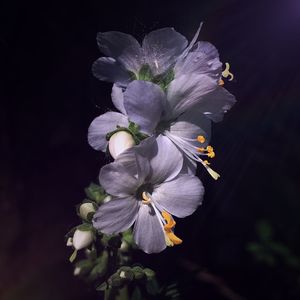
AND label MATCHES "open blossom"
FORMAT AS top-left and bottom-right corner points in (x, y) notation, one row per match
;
(88, 77), (235, 177)
(92, 25), (227, 90)
(92, 137), (204, 253)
